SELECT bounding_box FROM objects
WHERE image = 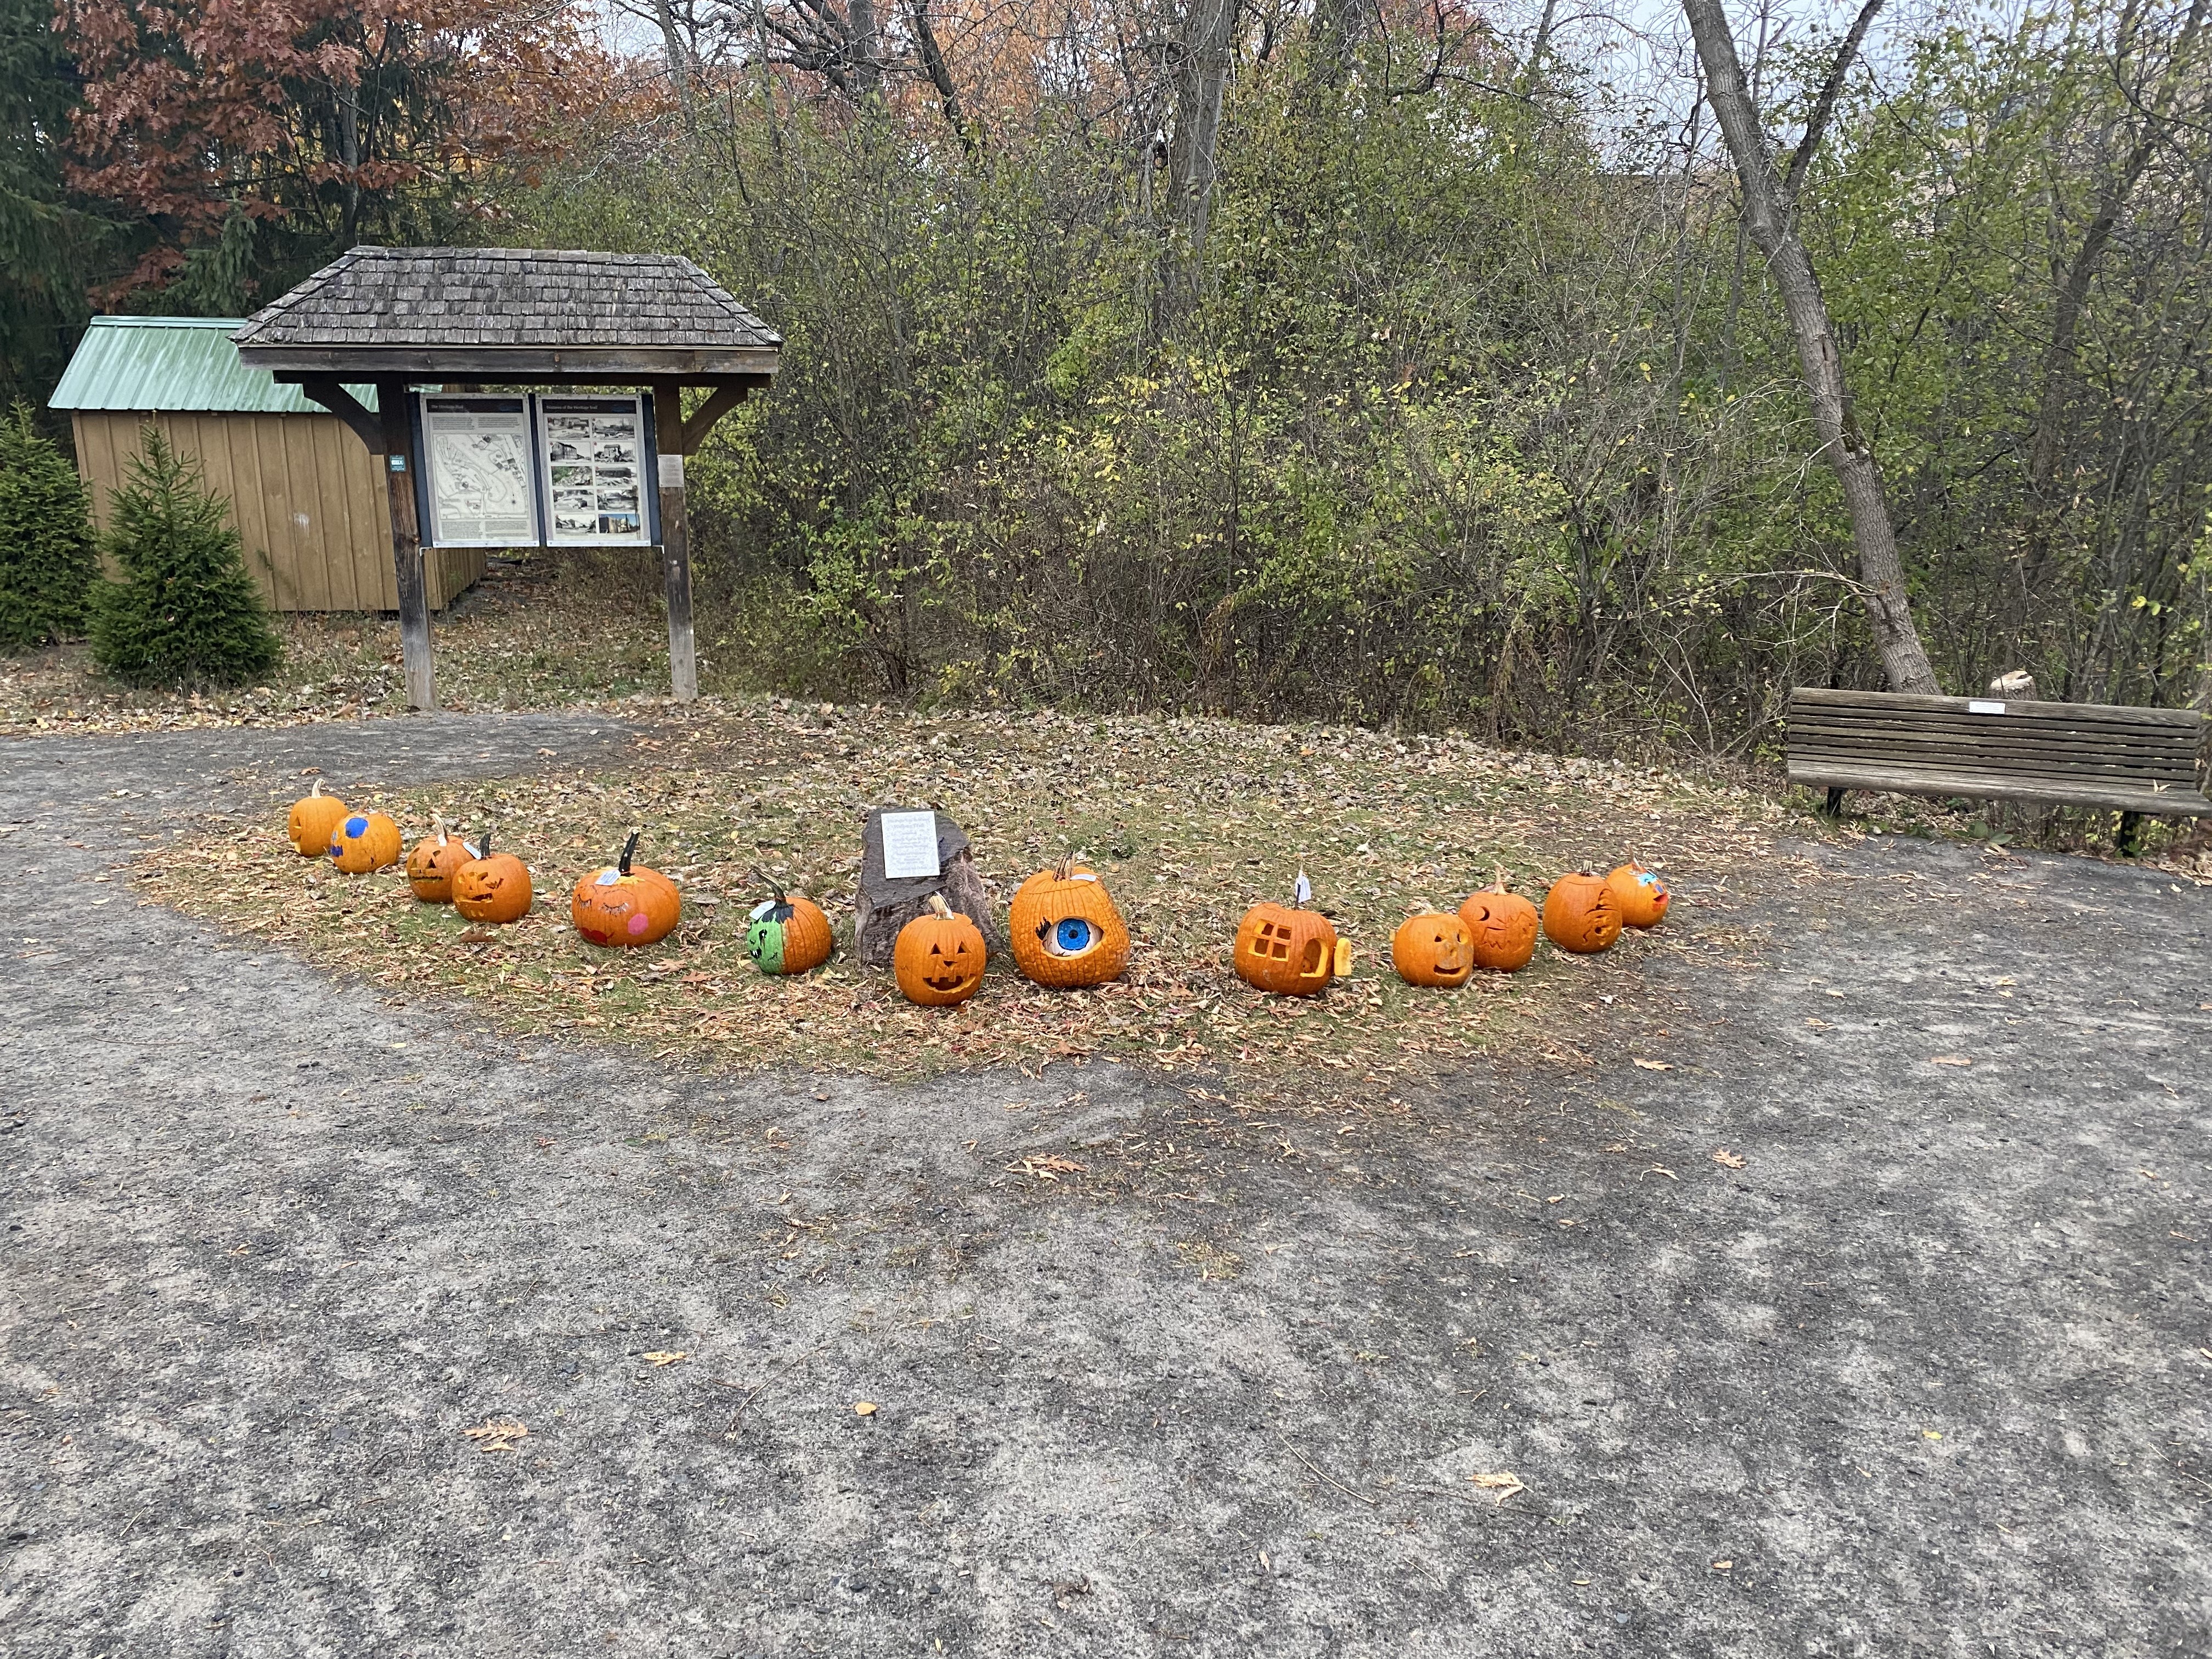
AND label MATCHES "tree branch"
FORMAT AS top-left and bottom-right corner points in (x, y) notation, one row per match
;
(1782, 0), (1887, 208)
